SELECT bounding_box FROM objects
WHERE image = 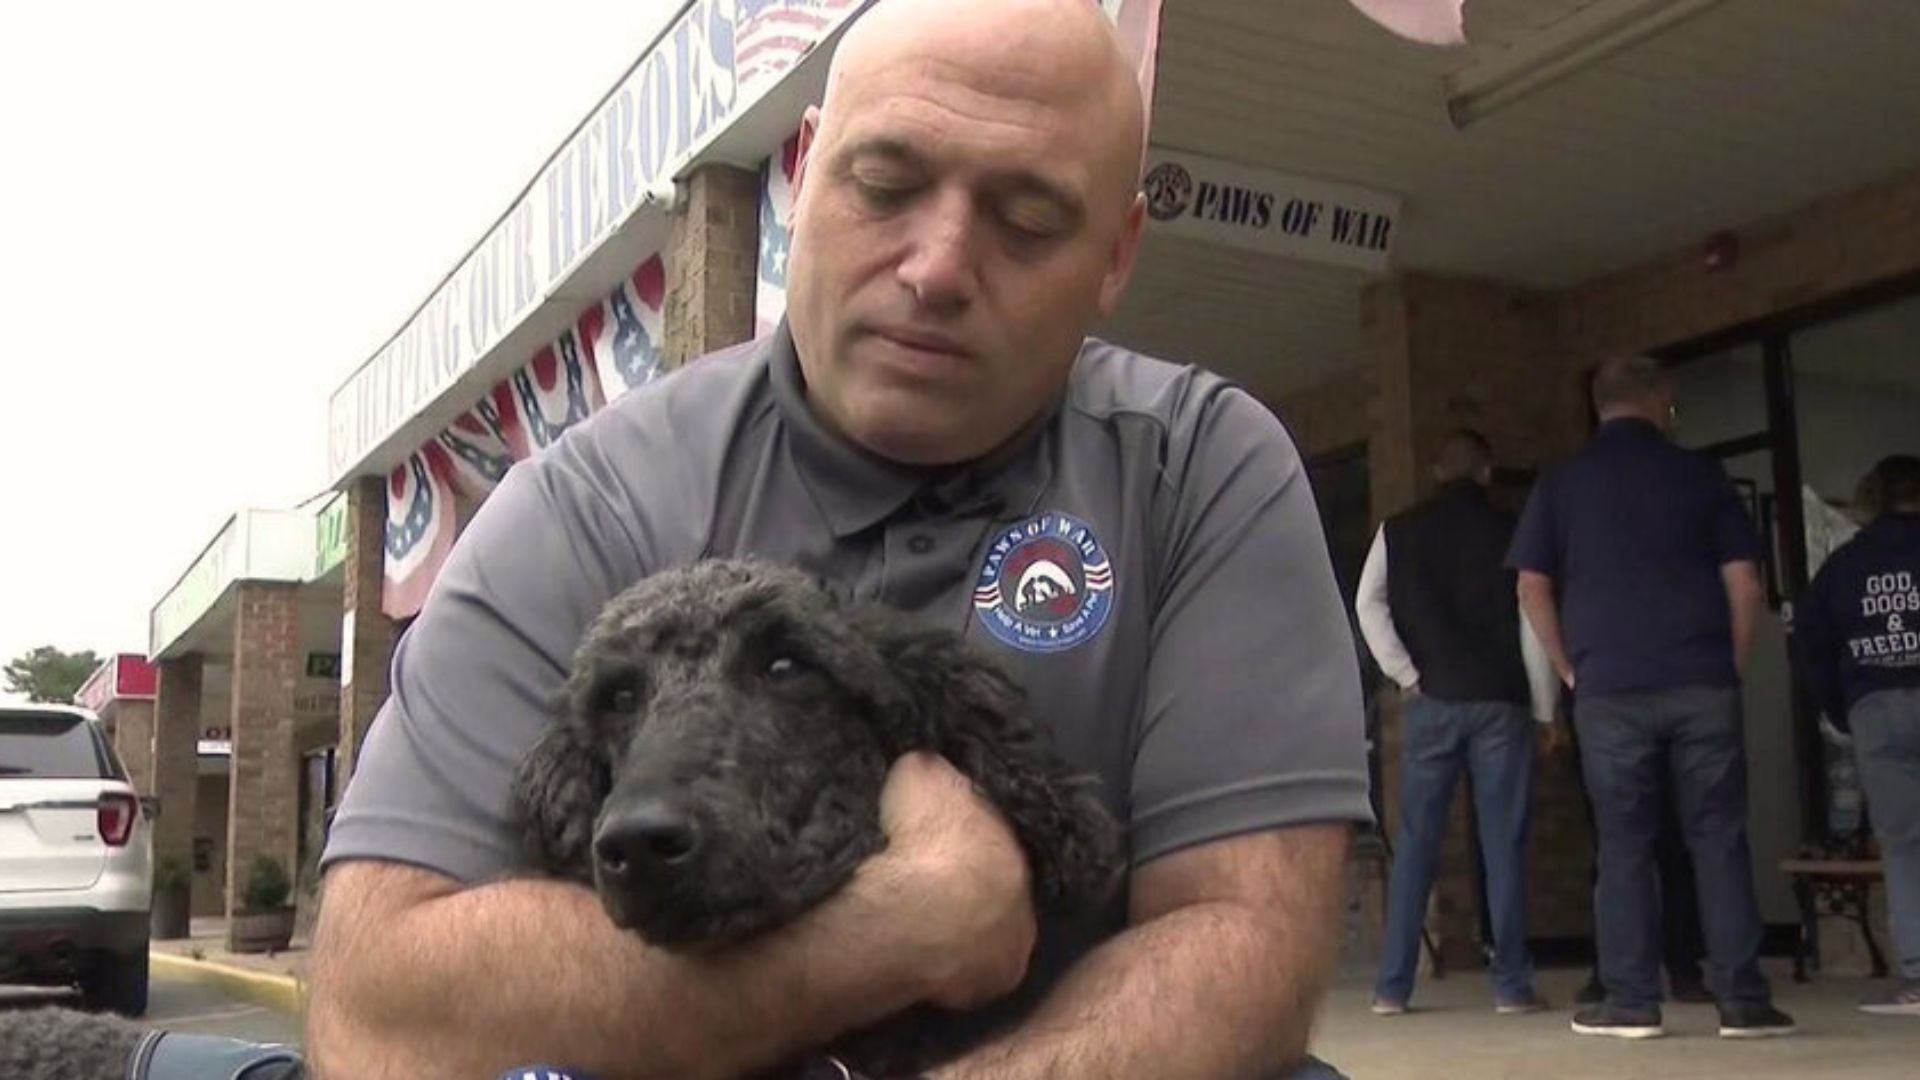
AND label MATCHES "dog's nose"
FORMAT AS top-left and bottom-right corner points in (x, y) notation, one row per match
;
(593, 798), (702, 879)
